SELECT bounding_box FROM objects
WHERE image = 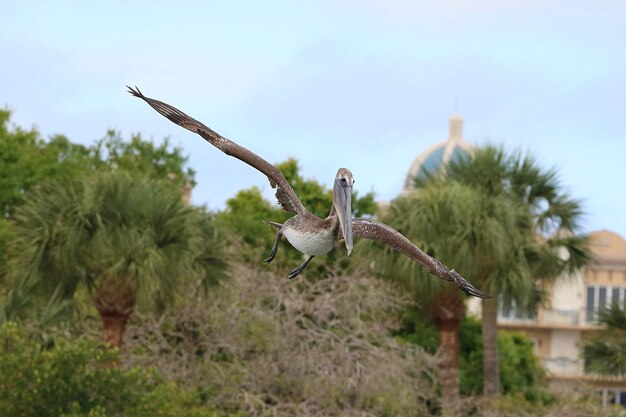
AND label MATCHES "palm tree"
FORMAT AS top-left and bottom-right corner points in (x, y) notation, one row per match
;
(367, 182), (533, 416)
(6, 171), (226, 348)
(584, 304), (626, 375)
(0, 278), (73, 328)
(417, 145), (589, 398)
